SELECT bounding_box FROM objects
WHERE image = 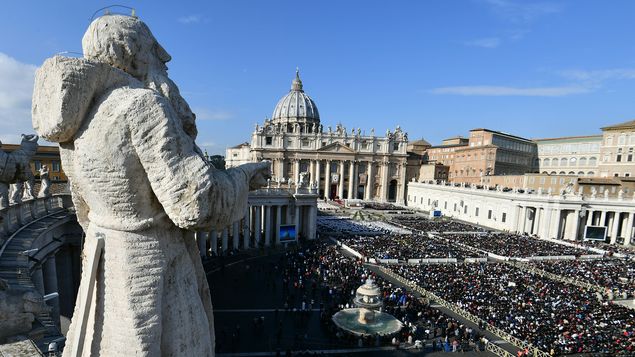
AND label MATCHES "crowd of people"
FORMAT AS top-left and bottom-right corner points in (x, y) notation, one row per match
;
(339, 234), (484, 261)
(533, 259), (635, 299)
(317, 217), (408, 236)
(392, 263), (635, 355)
(442, 233), (593, 258)
(391, 216), (485, 233)
(275, 240), (488, 351)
